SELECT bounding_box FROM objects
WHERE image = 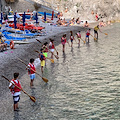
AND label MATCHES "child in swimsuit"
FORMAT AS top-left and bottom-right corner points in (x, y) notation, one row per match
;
(76, 31), (81, 46)
(61, 34), (67, 52)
